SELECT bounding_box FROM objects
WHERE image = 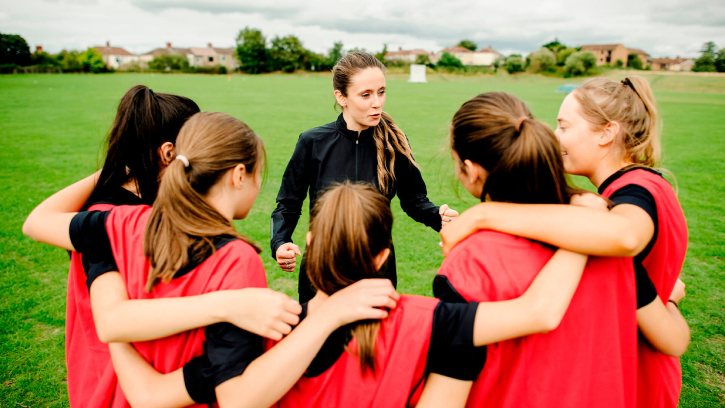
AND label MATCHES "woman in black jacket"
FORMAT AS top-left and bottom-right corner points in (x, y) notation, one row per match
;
(271, 52), (458, 302)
